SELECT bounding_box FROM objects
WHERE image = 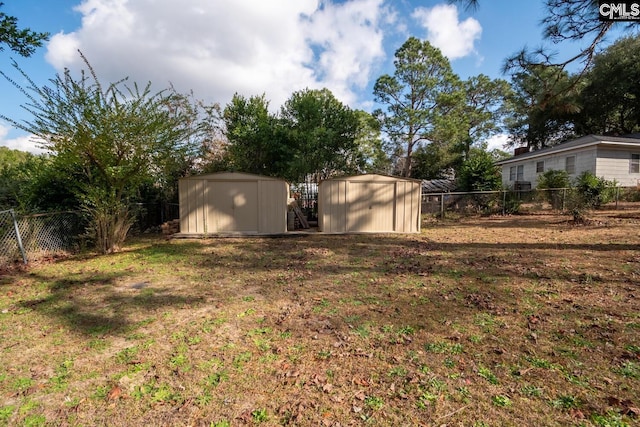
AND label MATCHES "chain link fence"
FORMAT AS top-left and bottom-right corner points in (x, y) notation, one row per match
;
(422, 187), (640, 217)
(1, 210), (86, 266)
